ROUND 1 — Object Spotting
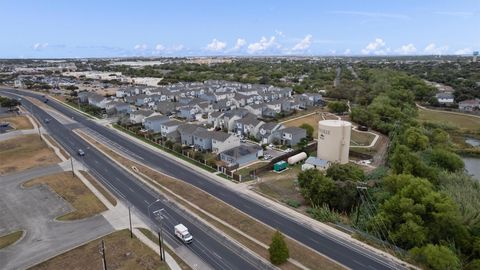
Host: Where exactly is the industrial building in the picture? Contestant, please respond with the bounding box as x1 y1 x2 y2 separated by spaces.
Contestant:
317 120 351 164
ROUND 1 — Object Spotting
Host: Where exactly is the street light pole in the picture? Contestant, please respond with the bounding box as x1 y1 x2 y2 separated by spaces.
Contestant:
128 206 133 239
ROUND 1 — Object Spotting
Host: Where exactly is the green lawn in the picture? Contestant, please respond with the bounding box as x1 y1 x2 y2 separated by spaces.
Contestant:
0 230 23 249
418 108 480 131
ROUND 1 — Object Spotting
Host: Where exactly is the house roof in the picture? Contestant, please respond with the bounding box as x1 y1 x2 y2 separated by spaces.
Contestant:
145 115 169 122
211 131 232 142
305 157 329 167
162 120 182 127
178 124 203 135
193 128 212 139
279 126 306 135
221 144 261 158
131 110 154 117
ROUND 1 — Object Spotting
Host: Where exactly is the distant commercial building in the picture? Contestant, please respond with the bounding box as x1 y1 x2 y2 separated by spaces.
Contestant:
317 120 351 164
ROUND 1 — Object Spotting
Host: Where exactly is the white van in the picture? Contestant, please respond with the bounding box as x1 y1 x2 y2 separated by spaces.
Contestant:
174 224 193 244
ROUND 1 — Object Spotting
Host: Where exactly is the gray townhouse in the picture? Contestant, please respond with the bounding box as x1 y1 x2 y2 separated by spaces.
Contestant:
105 101 131 115
193 128 213 151
178 124 205 146
219 144 263 167
211 131 240 153
143 115 170 133
154 101 177 115
256 122 284 144
159 119 182 137
129 109 157 124
234 114 264 138
273 127 307 146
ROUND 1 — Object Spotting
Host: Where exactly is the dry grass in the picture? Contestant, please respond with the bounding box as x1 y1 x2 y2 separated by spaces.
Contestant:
284 113 323 137
79 171 117 206
79 130 343 270
0 134 60 175
255 167 304 204
350 130 375 146
0 115 33 130
138 228 192 270
418 107 480 131
0 230 23 249
43 134 70 159
23 171 107 220
30 229 169 270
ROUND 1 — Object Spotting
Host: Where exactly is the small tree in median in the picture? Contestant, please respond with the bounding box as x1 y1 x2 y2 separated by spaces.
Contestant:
269 230 289 265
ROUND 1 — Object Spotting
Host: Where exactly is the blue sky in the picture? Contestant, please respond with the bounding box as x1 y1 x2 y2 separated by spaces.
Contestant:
0 0 479 58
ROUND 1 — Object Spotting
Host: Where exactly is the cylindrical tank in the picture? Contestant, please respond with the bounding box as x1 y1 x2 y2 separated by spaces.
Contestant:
317 120 351 164
287 152 307 165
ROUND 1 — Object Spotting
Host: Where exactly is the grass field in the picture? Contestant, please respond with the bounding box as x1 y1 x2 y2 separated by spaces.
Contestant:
30 229 169 270
283 113 323 137
23 171 107 220
0 134 60 175
255 166 304 204
351 130 376 146
0 115 33 130
78 130 343 270
0 230 23 249
418 107 480 131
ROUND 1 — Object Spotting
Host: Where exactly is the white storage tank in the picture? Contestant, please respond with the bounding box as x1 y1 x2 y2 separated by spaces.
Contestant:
287 152 307 165
317 120 351 164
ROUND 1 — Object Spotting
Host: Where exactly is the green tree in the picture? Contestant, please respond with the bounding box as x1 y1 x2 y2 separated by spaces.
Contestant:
427 148 464 172
411 244 461 270
403 127 429 151
327 101 349 114
326 163 365 182
299 123 314 139
269 230 289 265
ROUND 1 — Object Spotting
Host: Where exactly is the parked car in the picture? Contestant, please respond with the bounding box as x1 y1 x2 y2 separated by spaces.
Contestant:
285 148 294 153
77 149 85 156
358 125 369 131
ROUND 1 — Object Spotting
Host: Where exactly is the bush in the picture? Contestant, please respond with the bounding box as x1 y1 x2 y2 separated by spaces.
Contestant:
410 244 461 270
269 230 289 265
307 204 341 223
285 199 300 208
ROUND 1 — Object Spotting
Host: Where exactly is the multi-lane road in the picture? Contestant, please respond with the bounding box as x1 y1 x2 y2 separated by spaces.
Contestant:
1 88 404 269
1 90 268 270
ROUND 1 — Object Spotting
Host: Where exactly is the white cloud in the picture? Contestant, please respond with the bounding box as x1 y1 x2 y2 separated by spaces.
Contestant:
247 36 276 54
206 39 227 52
155 44 165 51
361 38 390 55
275 30 285 37
344 49 351 55
434 11 474 18
171 44 184 51
291 34 313 51
232 38 247 50
134 44 148 50
454 48 472 55
33 43 49 50
395 43 417 55
424 43 448 55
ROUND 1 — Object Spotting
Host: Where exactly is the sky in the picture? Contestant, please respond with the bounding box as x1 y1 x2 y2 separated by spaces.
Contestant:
0 0 479 58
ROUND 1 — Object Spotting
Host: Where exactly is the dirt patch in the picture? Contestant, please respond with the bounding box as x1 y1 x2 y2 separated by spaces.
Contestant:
284 113 323 137
0 134 60 175
0 115 33 130
79 171 117 206
23 171 107 220
0 230 23 249
30 229 169 270
78 130 343 270
350 130 375 146
254 167 305 204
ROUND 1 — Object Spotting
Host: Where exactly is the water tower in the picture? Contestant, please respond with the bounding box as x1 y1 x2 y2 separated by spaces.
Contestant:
317 120 351 164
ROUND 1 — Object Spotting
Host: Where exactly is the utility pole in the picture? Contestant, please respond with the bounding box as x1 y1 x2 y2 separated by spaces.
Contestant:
70 158 75 177
101 240 107 270
128 206 133 239
157 232 163 261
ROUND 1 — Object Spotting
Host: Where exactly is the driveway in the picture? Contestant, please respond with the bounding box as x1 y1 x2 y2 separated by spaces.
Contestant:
0 165 114 270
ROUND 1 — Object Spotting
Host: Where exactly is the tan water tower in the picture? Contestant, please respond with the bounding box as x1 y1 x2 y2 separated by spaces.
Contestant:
317 120 351 164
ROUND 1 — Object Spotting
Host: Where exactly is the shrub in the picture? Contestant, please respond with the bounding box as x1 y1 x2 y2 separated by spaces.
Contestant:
269 230 289 265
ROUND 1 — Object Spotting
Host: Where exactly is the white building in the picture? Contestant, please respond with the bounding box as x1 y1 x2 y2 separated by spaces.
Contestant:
317 120 351 164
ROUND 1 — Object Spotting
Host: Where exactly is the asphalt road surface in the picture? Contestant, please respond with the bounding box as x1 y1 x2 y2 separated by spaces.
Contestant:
1 88 405 269
0 90 266 270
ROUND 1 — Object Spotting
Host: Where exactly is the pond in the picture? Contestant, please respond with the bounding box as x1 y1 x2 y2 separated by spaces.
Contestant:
463 157 480 181
465 137 480 147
